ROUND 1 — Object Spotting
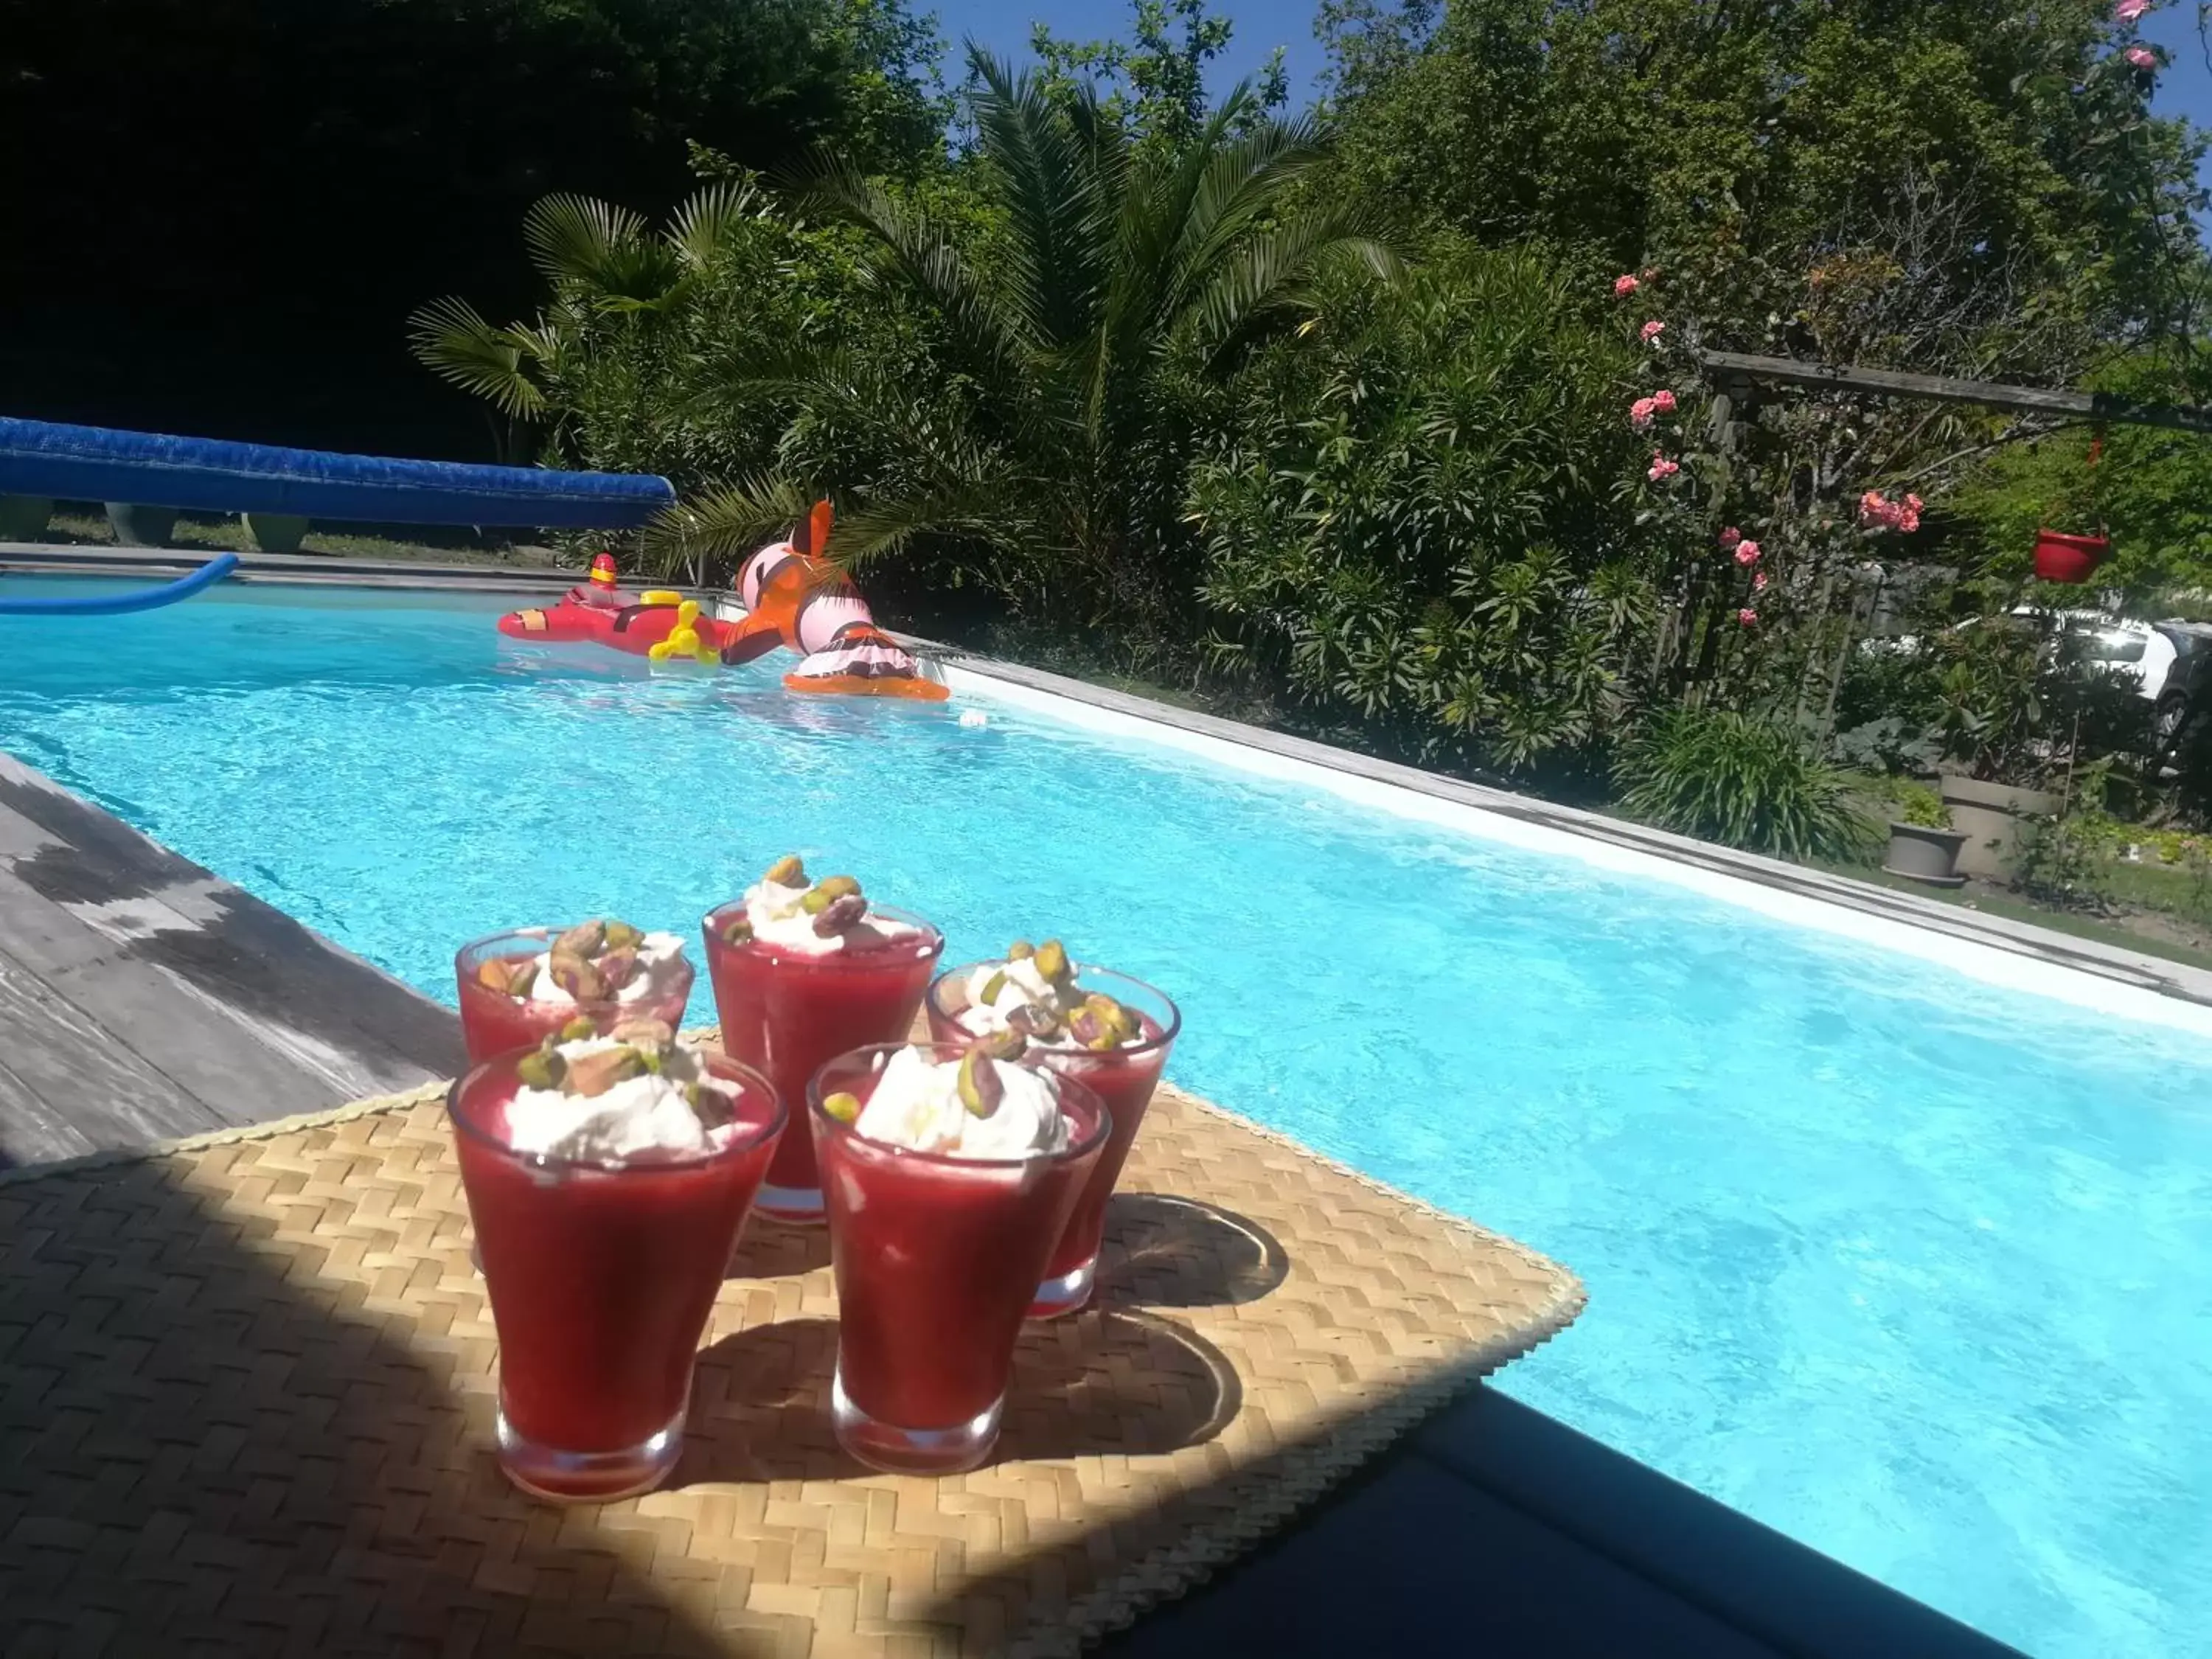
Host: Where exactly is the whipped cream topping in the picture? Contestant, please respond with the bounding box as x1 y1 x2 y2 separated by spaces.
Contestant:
849 1046 1070 1160
956 958 1147 1051
526 930 688 1006
505 1036 740 1163
739 878 916 956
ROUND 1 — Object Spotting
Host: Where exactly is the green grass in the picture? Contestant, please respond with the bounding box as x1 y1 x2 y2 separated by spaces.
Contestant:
1818 857 2212 974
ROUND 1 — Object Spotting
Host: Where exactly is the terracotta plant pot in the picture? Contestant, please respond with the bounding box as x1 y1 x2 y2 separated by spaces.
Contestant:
2033 528 2107 585
1882 822 1969 888
105 502 179 548
1937 774 2060 879
0 495 53 540
246 512 310 554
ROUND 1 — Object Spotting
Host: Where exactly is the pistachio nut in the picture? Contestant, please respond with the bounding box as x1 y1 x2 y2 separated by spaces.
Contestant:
1085 992 1138 1042
821 1090 863 1124
810 892 869 936
1067 1008 1110 1049
610 1016 675 1048
476 956 518 993
971 1026 1027 1062
565 1046 645 1098
720 915 755 947
687 1079 735 1128
549 953 605 1003
505 959 539 997
596 946 639 990
558 1014 599 1043
1033 939 1071 985
978 970 1007 1005
554 919 607 958
765 853 807 888
1006 940 1035 961
800 874 863 916
515 1048 566 1090
956 1048 1004 1118
602 919 644 952
1007 1004 1062 1039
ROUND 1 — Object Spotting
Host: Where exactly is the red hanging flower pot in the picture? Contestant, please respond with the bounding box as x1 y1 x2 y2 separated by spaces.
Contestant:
2032 528 2108 585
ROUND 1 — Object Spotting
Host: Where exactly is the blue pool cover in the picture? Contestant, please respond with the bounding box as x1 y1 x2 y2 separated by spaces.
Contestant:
0 416 675 529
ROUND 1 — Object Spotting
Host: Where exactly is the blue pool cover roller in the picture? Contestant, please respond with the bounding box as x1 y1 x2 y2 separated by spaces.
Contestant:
0 552 240 614
0 417 676 529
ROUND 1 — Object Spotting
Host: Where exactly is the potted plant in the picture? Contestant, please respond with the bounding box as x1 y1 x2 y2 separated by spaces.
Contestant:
245 512 310 554
1882 785 1968 888
0 495 52 540
105 501 180 547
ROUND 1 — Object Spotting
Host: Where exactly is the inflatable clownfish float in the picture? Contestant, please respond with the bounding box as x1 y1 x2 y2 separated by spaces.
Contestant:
496 501 948 701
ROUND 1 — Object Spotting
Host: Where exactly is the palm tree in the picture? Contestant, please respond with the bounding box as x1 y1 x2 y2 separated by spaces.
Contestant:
651 48 1399 623
408 182 768 464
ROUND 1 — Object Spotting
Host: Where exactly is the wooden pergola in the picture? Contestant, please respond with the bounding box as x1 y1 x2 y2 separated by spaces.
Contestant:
1694 347 2212 434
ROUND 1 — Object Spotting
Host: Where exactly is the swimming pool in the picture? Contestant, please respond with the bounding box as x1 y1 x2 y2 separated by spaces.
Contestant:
4 580 2209 1657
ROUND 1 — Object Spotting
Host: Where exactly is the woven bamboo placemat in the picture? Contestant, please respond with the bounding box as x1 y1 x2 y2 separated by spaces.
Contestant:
0 1077 1582 1658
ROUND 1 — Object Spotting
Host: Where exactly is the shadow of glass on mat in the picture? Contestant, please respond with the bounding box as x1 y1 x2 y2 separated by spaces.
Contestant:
725 1209 832 1279
675 1310 1239 1486
0 1154 769 1658
1094 1192 1290 1310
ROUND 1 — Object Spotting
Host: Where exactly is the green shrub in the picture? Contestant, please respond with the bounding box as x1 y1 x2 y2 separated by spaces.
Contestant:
1896 783 1952 830
1187 240 1644 777
1614 707 1877 861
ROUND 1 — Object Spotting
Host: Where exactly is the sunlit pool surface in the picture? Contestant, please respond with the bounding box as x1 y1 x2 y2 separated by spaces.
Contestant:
4 578 2211 1656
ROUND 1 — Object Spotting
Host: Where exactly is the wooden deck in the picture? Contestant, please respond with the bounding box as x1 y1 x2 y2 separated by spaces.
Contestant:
0 752 460 1165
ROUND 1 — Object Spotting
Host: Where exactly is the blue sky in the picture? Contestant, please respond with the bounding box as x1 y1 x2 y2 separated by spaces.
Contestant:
936 0 2212 192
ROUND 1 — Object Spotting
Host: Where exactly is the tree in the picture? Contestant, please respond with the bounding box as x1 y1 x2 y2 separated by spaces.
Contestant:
1187 242 1646 777
0 0 946 456
653 44 1399 649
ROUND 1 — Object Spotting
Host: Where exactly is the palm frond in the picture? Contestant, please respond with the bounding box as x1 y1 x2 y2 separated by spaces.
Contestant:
1185 212 1405 371
785 150 1033 390
524 195 647 285
642 473 817 568
666 179 765 271
405 296 548 420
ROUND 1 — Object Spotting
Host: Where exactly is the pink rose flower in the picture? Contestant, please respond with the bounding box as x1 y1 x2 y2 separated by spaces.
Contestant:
2116 0 2152 24
1718 526 1742 549
1653 389 1678 414
2126 44 2157 68
1753 571 1769 592
1737 608 1759 627
1615 274 1641 296
1641 319 1667 344
1630 397 1658 431
1648 454 1681 482
1734 540 1761 566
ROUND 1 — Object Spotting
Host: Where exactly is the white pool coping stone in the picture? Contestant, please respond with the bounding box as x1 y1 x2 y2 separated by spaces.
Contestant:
935 652 2212 1039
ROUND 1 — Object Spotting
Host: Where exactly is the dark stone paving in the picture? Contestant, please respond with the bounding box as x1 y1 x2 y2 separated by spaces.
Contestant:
0 753 459 1163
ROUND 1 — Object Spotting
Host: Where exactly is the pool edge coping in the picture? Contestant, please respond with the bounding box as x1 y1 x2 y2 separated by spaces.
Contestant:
925 647 2212 1029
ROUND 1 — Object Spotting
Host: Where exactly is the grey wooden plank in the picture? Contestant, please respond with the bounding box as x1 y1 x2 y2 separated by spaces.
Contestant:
0 946 209 1163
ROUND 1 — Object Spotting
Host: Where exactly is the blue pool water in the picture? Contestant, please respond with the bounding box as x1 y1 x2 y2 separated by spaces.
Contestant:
4 580 2211 1655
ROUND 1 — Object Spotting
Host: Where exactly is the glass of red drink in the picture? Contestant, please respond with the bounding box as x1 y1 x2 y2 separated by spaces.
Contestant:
454 925 695 1065
928 961 1180 1318
810 1042 1107 1474
448 1044 782 1502
701 900 943 1225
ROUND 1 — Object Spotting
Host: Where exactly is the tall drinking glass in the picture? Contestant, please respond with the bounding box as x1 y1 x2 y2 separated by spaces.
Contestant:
928 964 1179 1318
810 1043 1107 1474
448 1046 782 1501
701 904 942 1223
